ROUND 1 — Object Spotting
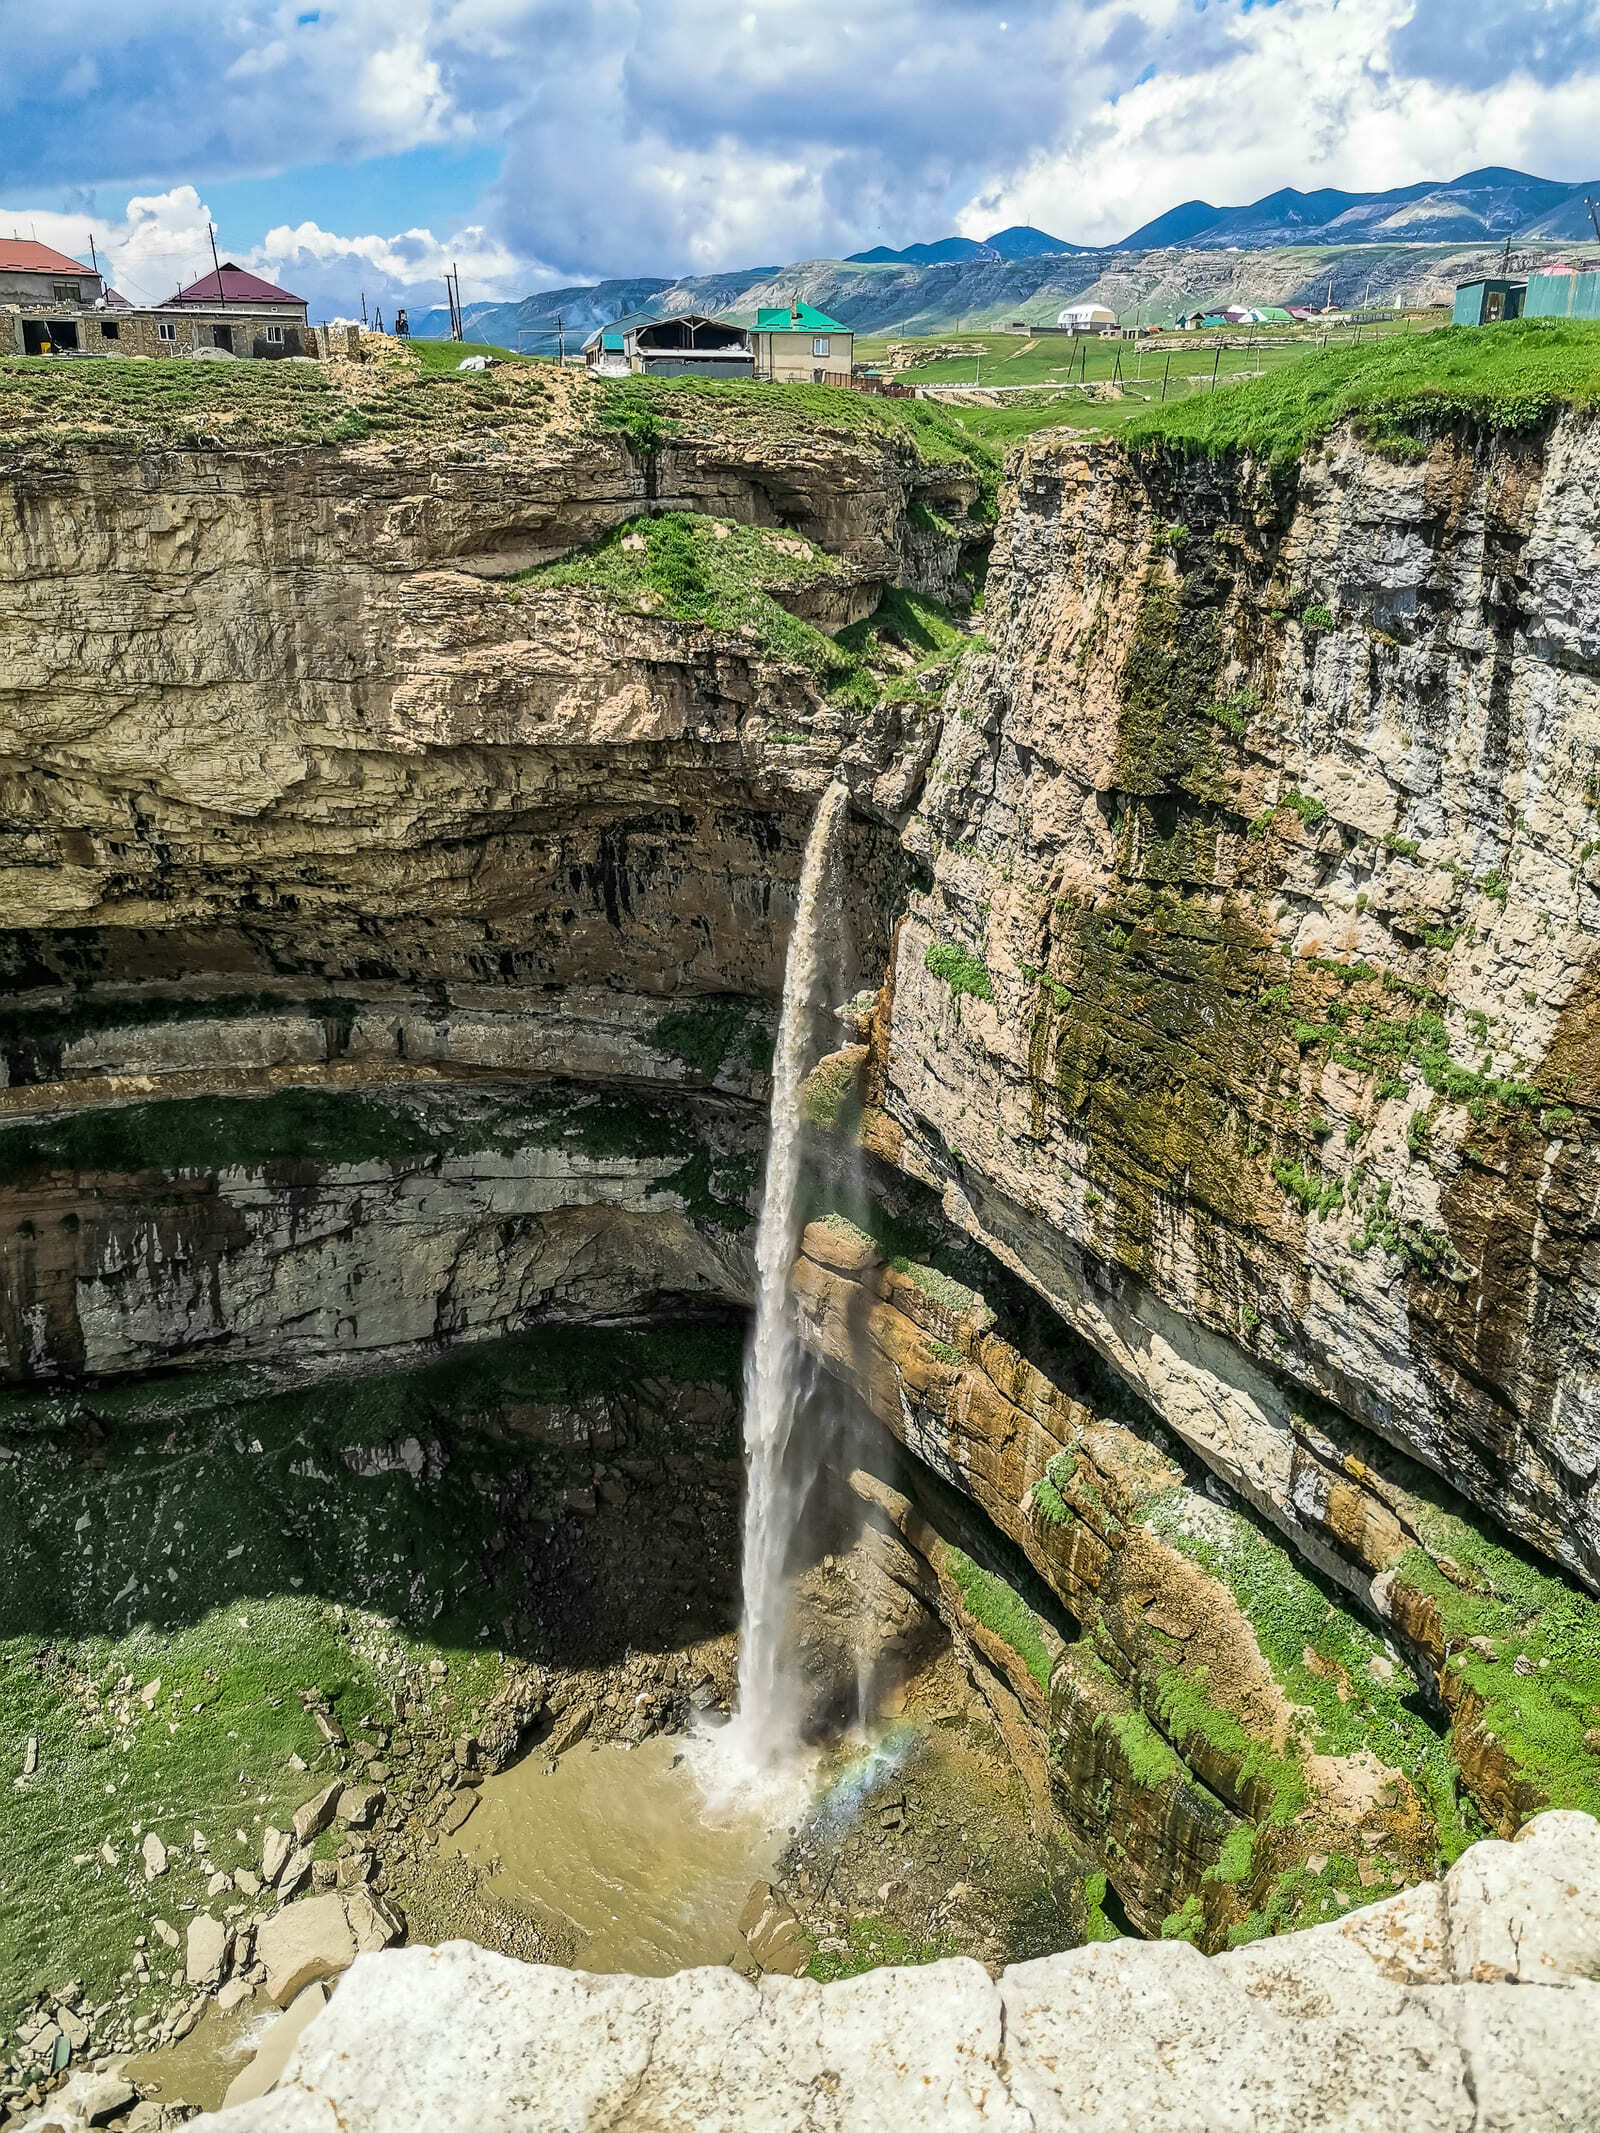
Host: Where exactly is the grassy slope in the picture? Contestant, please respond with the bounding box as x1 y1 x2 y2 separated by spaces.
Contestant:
0 1323 742 2031
1125 316 1600 460
519 511 982 717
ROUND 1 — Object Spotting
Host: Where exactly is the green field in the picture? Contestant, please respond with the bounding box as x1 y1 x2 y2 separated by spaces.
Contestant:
406 336 548 372
1127 315 1600 460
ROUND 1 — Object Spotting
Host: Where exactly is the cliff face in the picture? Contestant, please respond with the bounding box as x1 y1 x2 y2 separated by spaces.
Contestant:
792 408 1600 1937
0 408 973 1382
873 414 1600 1591
3 384 1599 1979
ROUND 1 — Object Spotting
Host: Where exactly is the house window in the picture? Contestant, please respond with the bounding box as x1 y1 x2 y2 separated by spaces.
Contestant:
100 320 119 339
157 321 177 343
812 336 830 357
52 281 82 303
265 324 284 344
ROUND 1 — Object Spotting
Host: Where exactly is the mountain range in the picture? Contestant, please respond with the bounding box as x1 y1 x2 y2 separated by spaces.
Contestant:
411 167 1600 345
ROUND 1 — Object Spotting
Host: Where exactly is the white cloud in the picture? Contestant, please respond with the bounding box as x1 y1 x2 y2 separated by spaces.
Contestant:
3 0 1598 305
256 216 537 313
0 181 543 322
956 0 1600 246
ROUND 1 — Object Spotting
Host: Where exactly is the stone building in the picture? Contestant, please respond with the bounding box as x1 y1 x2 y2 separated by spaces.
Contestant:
3 250 318 360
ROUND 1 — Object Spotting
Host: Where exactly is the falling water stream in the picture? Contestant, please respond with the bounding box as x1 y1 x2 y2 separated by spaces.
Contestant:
727 775 850 1770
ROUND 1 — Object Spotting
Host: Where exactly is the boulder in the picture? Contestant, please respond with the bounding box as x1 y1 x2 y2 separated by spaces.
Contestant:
187 1913 233 1989
737 1883 812 1976
437 1792 476 1837
291 1785 344 1847
260 1829 292 1886
336 1785 384 1830
141 1833 168 1881
255 1895 358 2008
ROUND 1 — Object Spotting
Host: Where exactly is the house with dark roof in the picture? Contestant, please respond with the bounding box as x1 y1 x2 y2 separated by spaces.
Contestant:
581 310 753 378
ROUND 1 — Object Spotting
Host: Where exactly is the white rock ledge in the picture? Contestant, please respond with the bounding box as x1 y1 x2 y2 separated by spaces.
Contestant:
201 1813 1600 2133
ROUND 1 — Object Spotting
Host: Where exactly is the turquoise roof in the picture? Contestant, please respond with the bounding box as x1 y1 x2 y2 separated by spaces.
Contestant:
754 302 848 333
601 331 624 351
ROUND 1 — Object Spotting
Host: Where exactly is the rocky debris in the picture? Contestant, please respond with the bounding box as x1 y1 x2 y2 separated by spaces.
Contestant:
259 1832 291 1888
436 1793 476 1838
542 1704 594 1760
141 1836 168 1882
196 1814 1600 2133
335 1786 383 1831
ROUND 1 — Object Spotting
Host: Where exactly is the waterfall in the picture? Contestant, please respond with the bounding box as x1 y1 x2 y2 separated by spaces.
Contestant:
728 775 849 1770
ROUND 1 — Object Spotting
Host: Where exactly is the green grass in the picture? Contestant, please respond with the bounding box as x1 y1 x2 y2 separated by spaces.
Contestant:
1125 318 1600 463
944 1548 1053 1693
1099 1706 1181 1789
406 338 544 374
521 514 982 714
804 1914 959 1983
585 374 1001 512
1142 1489 1482 1858
1398 1498 1600 1821
924 941 994 1003
0 1320 744 2032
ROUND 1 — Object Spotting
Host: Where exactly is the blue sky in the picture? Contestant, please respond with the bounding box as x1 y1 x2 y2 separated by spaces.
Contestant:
2 0 1597 319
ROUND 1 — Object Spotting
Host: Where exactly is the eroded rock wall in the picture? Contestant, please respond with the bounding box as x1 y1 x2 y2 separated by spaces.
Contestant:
875 415 1600 1593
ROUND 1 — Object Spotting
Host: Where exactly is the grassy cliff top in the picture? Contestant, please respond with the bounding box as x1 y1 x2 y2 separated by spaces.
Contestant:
1123 317 1600 462
0 343 998 499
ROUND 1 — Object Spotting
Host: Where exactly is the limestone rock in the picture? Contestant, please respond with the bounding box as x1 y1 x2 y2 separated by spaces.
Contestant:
187 1914 233 1989
260 1830 291 1886
196 1818 1600 2133
738 1883 813 1976
335 1785 384 1830
255 1896 359 2008
141 1833 168 1881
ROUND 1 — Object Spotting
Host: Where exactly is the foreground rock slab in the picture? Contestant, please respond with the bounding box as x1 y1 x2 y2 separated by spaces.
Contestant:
199 1814 1600 2132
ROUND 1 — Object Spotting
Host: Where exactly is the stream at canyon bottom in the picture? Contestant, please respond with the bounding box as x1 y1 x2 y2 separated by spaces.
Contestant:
448 1733 807 1976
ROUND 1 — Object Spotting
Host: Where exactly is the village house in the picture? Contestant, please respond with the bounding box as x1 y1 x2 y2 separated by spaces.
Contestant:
582 311 754 377
747 302 853 383
0 238 127 354
3 245 318 360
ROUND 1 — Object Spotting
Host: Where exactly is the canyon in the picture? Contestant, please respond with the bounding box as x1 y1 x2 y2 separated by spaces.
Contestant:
1 346 1598 2127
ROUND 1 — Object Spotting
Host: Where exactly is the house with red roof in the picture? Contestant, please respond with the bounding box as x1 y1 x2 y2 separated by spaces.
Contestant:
4 244 319 362
168 262 309 317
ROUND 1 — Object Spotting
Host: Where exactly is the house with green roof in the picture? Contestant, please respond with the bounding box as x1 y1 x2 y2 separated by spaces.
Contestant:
734 300 853 383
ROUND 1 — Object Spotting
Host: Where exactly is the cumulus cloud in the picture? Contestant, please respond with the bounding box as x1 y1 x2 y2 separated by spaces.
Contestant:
2 0 1598 305
256 216 538 315
0 184 530 321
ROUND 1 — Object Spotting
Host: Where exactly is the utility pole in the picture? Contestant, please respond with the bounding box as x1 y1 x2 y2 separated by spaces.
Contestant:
87 233 99 285
1160 351 1171 402
556 311 565 365
208 223 227 312
1211 341 1223 390
361 291 369 326
1586 197 1600 245
452 262 462 340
